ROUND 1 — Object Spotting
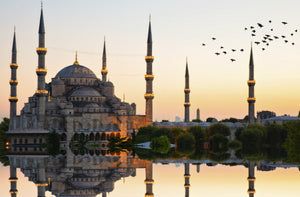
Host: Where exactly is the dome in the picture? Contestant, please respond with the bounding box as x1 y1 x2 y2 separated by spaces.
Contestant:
71 87 101 97
56 64 97 79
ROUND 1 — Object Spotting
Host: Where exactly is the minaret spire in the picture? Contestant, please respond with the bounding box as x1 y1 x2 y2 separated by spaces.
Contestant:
101 38 108 81
184 58 190 122
247 44 256 124
9 28 19 130
36 5 48 128
144 17 154 123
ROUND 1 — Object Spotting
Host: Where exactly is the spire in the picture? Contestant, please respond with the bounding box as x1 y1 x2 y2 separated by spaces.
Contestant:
12 28 17 63
147 15 152 44
184 58 191 122
74 51 79 65
247 43 256 124
185 58 189 78
101 38 108 81
38 4 45 34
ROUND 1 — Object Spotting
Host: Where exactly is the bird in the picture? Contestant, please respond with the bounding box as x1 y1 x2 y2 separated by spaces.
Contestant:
220 46 224 49
254 41 260 45
274 36 279 39
223 51 227 54
295 29 298 32
284 40 288 43
262 40 267 43
202 43 206 46
282 35 286 38
269 20 272 23
292 42 295 45
215 52 220 55
230 59 236 62
252 30 256 33
212 37 216 40
231 49 236 52
291 33 294 36
257 23 263 28
270 28 273 31
251 34 256 36
266 43 269 46
268 38 273 41
282 22 288 25
244 27 248 30
265 34 271 37
250 26 254 29
262 48 265 51
240 49 244 52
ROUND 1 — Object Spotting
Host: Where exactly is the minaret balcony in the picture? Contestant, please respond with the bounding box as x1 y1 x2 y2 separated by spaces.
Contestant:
36 47 47 54
184 174 191 178
9 80 18 85
145 74 154 80
184 88 190 93
36 68 47 75
184 183 191 188
10 63 18 69
9 177 18 181
144 93 154 99
184 102 191 107
247 97 256 102
145 194 154 197
35 182 48 187
36 89 48 95
101 68 108 74
9 189 18 194
9 96 18 102
247 189 256 194
144 179 154 184
247 177 256 181
145 56 154 61
247 80 256 85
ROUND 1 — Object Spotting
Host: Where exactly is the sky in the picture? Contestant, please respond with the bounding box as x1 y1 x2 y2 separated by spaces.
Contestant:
1 163 300 197
0 0 299 121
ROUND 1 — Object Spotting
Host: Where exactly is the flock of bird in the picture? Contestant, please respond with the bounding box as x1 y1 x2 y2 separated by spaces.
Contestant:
201 20 299 62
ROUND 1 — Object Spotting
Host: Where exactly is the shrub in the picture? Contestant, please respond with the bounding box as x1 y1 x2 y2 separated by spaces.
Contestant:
151 136 170 154
176 133 195 154
207 123 231 137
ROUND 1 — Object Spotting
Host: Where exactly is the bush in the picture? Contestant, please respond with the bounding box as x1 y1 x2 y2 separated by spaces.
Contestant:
207 123 231 137
0 118 9 166
176 133 195 154
228 140 242 150
151 136 170 154
283 121 300 162
209 134 229 153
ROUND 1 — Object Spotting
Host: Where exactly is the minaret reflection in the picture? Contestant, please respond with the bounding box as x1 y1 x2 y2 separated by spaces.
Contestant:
247 161 256 197
9 165 18 197
184 163 191 197
145 162 154 197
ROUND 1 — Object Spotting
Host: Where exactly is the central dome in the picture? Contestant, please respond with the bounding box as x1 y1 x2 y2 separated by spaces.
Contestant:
55 64 97 79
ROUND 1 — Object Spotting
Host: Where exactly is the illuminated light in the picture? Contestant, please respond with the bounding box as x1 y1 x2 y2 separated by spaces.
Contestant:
247 80 256 85
9 96 18 102
184 174 191 178
36 47 47 52
144 179 154 184
35 89 48 95
6 142 10 145
247 177 256 181
247 97 256 102
10 63 18 69
36 68 47 74
9 80 18 85
144 93 154 99
184 88 190 93
35 182 48 187
145 56 154 61
145 74 154 79
101 69 108 74
247 189 256 194
184 184 191 188
184 102 191 106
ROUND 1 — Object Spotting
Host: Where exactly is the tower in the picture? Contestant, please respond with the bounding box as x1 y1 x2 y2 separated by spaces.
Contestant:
9 165 18 197
247 161 256 197
145 162 154 197
9 29 18 130
184 163 190 197
101 38 108 82
247 45 256 124
36 6 48 128
196 108 200 120
144 17 154 123
184 59 190 122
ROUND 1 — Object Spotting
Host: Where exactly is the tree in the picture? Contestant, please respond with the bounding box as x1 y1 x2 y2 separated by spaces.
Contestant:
221 118 239 123
151 136 171 154
0 118 9 166
209 134 229 153
283 121 300 162
176 133 195 154
207 123 231 137
188 126 205 150
206 117 218 123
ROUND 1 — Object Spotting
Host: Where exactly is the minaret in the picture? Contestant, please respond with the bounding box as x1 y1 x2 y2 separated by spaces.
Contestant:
9 165 18 197
9 29 18 130
247 161 256 197
145 162 154 197
247 45 256 124
36 166 47 197
36 5 48 128
184 59 190 122
101 38 108 82
184 163 190 197
144 17 154 123
196 108 200 120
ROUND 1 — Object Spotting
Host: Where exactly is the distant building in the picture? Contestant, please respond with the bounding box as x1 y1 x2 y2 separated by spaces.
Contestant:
261 115 300 125
257 111 276 120
175 116 182 122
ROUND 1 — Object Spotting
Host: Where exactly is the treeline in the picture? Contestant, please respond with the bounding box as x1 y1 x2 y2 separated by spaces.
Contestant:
135 121 300 163
0 118 9 165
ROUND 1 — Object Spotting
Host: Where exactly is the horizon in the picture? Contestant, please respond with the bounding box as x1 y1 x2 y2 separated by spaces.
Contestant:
0 0 300 121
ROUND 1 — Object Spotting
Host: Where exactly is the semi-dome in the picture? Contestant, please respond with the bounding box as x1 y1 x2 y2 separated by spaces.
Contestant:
56 64 97 79
71 87 101 97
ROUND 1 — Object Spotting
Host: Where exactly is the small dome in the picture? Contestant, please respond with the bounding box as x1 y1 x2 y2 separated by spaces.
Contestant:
56 64 97 79
71 87 101 97
104 81 114 87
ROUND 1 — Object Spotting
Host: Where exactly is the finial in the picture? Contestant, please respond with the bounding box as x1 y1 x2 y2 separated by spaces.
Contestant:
41 0 43 9
74 51 79 65
123 93 125 102
186 56 188 64
149 14 151 22
14 25 16 33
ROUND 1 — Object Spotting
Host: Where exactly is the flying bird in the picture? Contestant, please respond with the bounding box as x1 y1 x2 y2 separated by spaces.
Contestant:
202 43 206 46
231 49 236 52
274 36 279 39
254 42 260 45
230 59 236 62
257 23 263 28
266 43 269 46
262 40 267 43
284 40 288 43
262 48 265 51
291 33 294 36
269 20 272 23
223 51 227 54
220 46 224 49
251 34 256 37
295 29 298 32
268 38 273 41
270 28 273 31
292 42 295 45
282 35 286 38
212 37 216 40
215 52 220 56
252 30 256 33
250 26 255 29
282 22 288 25
244 27 248 30
240 49 244 52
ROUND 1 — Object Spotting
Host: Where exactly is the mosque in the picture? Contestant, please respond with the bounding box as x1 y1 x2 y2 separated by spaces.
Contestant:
7 6 155 147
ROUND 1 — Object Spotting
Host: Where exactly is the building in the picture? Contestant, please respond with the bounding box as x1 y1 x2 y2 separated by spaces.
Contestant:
7 7 153 149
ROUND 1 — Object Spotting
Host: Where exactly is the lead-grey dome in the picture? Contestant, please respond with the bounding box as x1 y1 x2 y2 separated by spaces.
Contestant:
71 87 101 97
56 64 97 79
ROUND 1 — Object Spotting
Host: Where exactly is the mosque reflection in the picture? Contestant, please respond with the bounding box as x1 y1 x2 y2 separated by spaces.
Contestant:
8 143 299 197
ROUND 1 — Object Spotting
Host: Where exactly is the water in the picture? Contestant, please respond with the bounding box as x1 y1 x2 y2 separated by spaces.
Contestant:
1 154 300 197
